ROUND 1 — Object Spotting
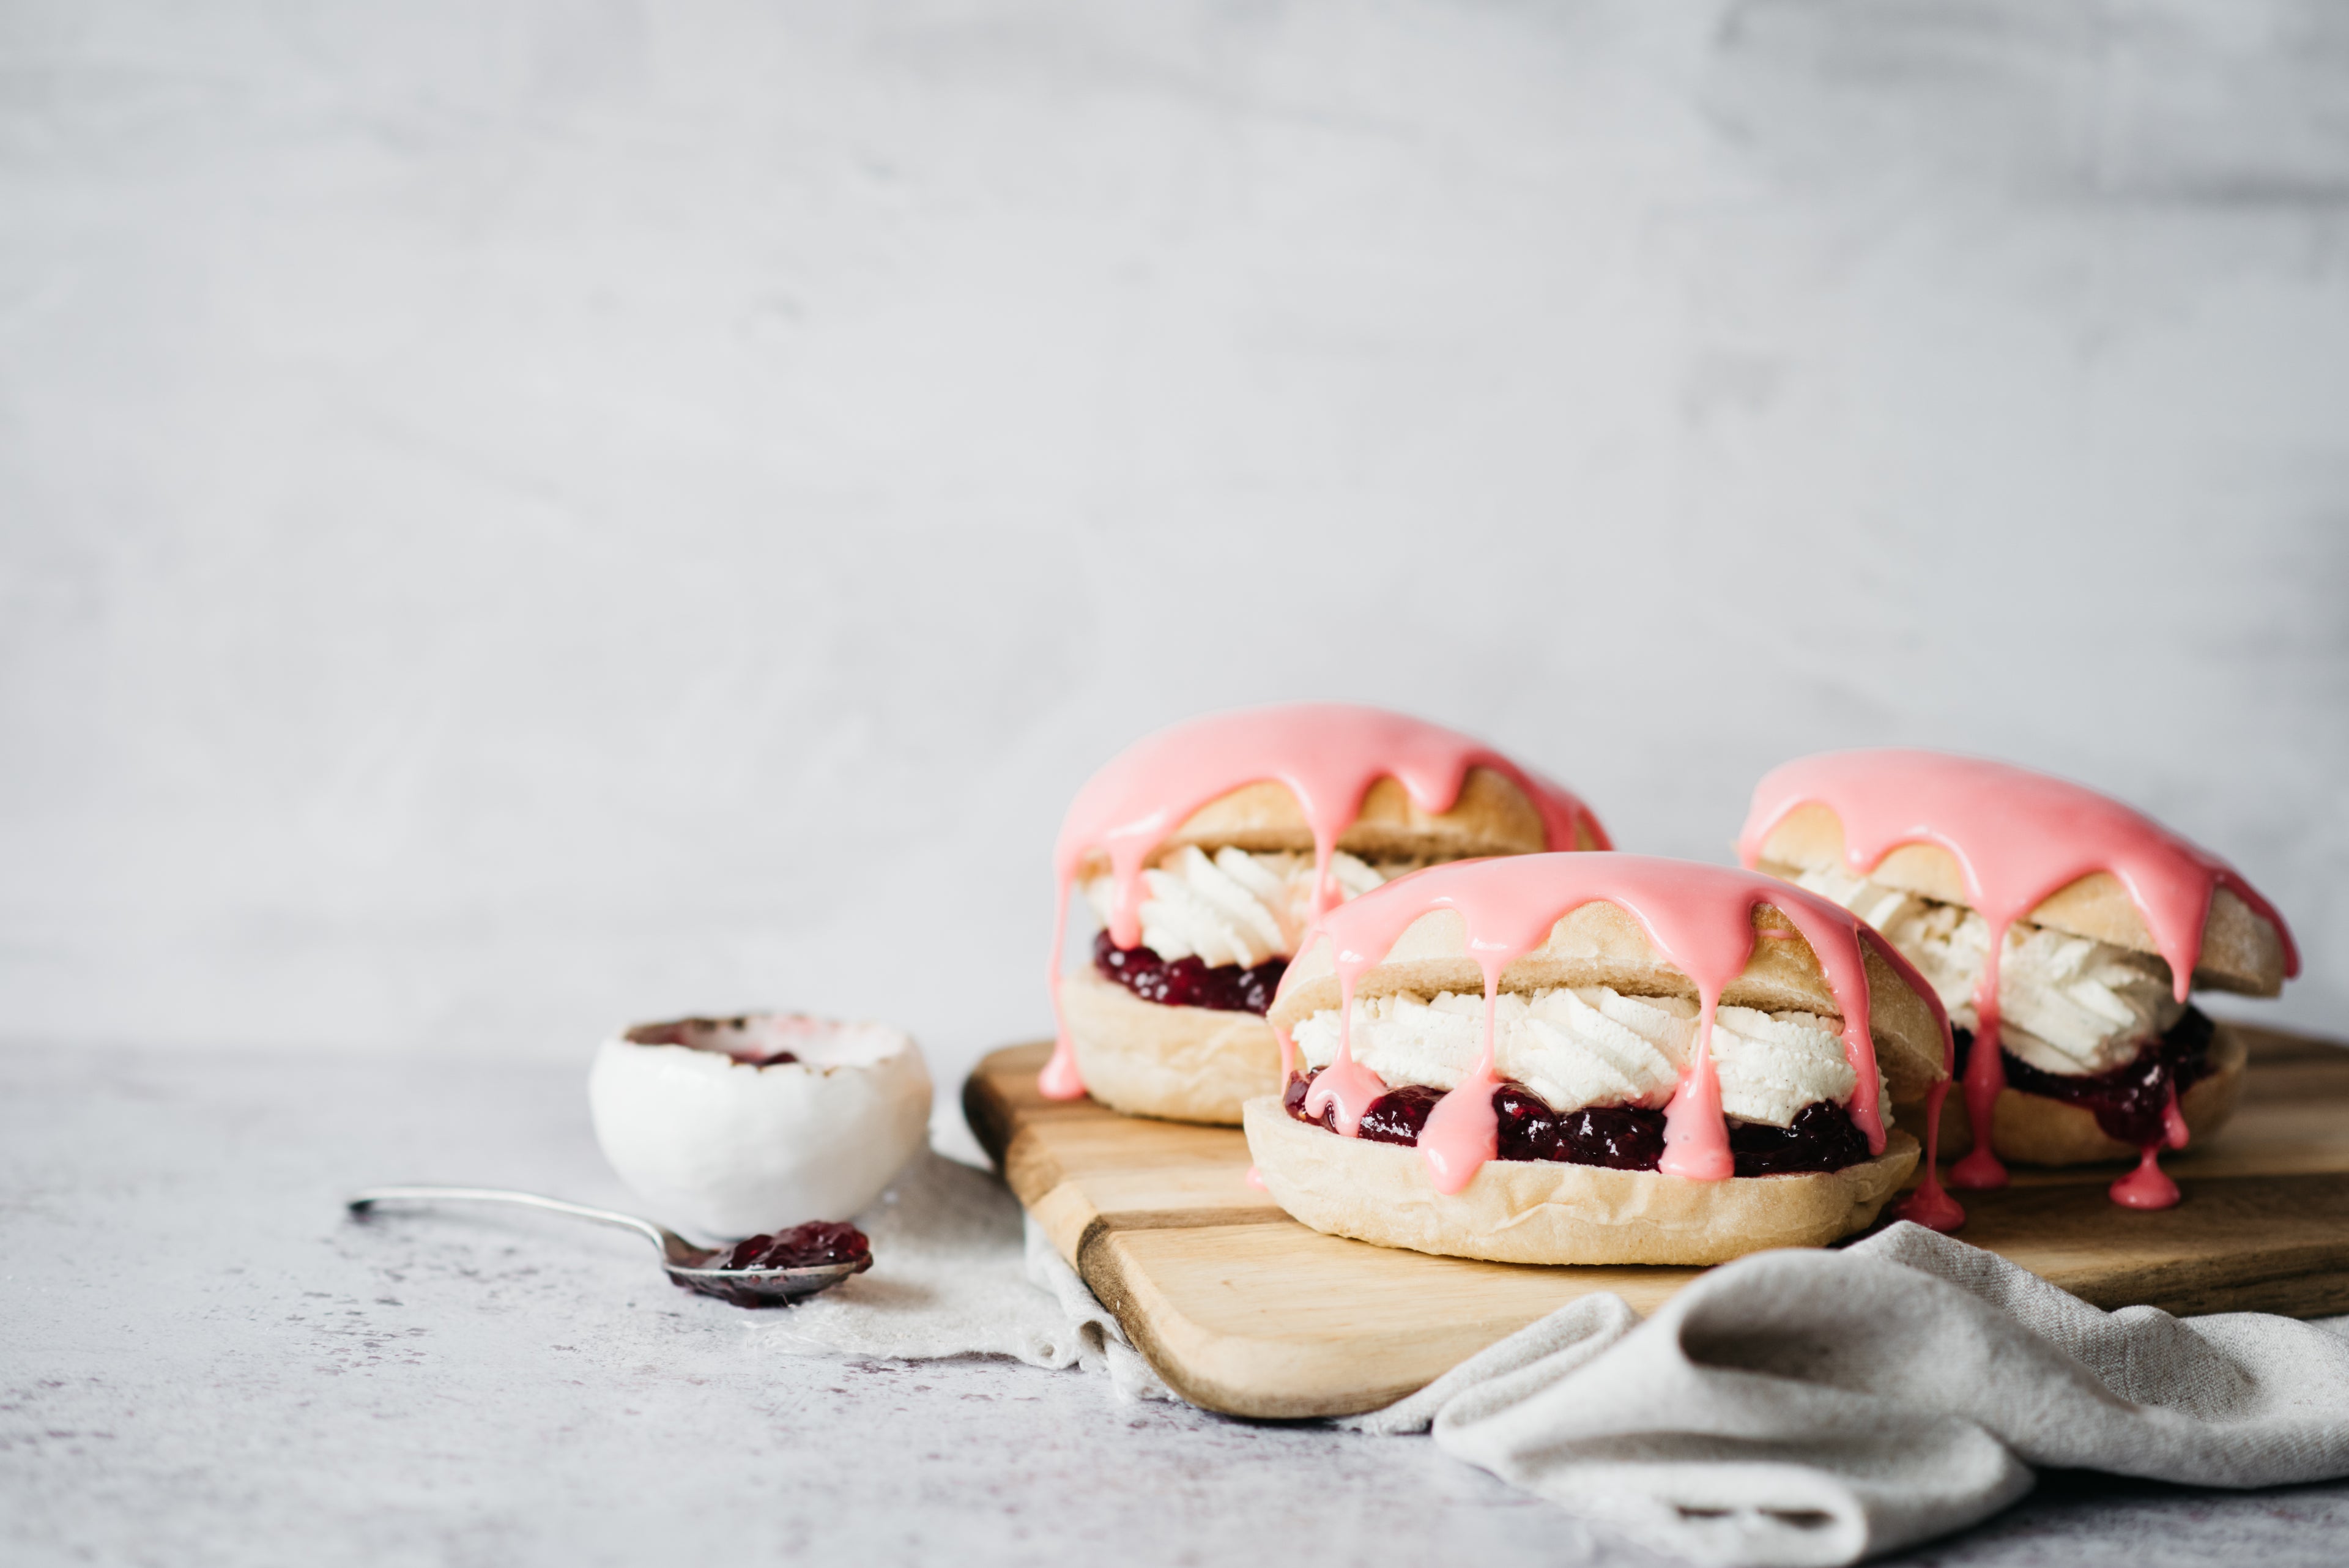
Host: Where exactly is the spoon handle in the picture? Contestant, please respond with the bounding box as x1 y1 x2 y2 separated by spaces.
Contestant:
347 1184 680 1254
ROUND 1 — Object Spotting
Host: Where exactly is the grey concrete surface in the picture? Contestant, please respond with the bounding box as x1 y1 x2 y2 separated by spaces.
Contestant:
3 2 2347 1123
6 10 2347 1553
6 1041 2349 1567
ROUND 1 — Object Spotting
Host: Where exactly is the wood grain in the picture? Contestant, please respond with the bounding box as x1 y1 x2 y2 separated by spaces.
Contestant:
964 1025 2349 1418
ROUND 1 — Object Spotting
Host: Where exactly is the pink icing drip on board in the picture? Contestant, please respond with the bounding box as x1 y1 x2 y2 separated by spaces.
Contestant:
1042 705 1607 1101
1890 1079 1966 1232
2101 1083 2196 1211
1738 748 2297 1210
1283 853 1905 1194
2110 1145 2181 1210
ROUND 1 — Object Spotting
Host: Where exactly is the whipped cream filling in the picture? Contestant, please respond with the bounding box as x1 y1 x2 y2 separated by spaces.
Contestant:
1791 866 2184 1077
1082 847 1392 968
1290 986 1879 1129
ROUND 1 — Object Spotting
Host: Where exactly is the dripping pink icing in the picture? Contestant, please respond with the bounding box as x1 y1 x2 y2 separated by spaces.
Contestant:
1042 705 1607 1101
1891 1079 1966 1232
1302 1045 1389 1137
1738 749 2298 1209
1280 853 1930 1194
2110 1146 2181 1209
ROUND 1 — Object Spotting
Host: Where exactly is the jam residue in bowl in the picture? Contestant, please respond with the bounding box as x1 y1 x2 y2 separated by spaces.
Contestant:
624 1014 806 1066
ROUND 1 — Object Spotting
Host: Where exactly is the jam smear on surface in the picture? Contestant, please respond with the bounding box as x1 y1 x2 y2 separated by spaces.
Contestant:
1283 1072 1861 1175
1094 931 1286 1014
1952 1006 2214 1148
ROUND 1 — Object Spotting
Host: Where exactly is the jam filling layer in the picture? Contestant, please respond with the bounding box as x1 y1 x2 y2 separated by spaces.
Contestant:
1953 1005 2216 1148
1282 1071 1871 1176
1094 931 1286 1015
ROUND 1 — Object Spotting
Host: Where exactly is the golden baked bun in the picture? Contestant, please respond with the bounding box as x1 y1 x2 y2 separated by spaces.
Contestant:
1243 1097 1918 1265
1070 766 1600 882
1912 1020 2250 1167
1064 767 1601 1126
1269 897 1950 1105
1056 966 1279 1124
1752 803 2288 997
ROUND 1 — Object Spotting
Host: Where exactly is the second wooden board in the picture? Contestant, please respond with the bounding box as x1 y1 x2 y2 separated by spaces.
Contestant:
965 1027 2349 1419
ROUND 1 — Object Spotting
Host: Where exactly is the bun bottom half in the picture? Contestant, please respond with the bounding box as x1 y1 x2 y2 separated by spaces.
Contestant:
1241 1096 1919 1266
1058 966 1278 1124
1920 1020 2249 1167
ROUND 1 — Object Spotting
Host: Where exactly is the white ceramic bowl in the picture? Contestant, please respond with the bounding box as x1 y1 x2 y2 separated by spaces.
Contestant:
588 1013 932 1239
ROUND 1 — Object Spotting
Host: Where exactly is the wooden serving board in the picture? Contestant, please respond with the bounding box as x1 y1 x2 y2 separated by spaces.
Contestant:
965 1027 2349 1419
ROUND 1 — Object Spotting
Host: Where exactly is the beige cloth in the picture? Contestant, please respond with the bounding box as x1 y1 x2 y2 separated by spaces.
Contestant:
746 1154 2349 1562
1345 1222 2349 1566
748 1149 1172 1402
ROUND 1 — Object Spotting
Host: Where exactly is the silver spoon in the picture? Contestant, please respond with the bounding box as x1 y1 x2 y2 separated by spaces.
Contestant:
346 1184 869 1307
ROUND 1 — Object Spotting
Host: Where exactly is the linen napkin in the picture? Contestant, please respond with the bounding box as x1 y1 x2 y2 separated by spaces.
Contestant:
749 1151 2349 1564
1346 1221 2349 1567
749 1148 1171 1402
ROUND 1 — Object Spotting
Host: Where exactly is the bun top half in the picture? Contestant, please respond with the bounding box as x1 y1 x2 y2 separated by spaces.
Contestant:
1752 802 2288 998
1269 894 1950 1104
1071 766 1600 880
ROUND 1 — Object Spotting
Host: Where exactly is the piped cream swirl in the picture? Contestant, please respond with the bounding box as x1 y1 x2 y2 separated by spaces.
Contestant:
1791 866 2182 1076
1081 847 1388 967
1289 986 1877 1128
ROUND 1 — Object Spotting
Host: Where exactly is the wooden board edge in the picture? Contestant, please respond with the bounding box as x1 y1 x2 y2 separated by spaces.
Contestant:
2238 1023 2349 1065
961 1054 1022 1176
962 1032 2349 1416
962 1046 1068 1209
963 1046 1441 1418
1074 1225 1430 1421
2053 1238 2349 1319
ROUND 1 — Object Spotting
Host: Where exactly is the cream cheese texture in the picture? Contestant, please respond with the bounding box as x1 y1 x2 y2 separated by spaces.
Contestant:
1081 847 1389 967
1288 986 1875 1128
1791 866 2182 1076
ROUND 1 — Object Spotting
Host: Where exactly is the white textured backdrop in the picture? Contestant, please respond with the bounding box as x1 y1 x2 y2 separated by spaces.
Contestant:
4 2 2345 1117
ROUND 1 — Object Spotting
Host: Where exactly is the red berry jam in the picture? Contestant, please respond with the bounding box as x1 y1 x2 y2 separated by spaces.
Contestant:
1282 1070 1335 1131
1727 1100 1871 1175
1283 1071 1863 1175
1094 931 1286 1014
720 1221 873 1274
1359 1084 1444 1144
1954 1005 2214 1148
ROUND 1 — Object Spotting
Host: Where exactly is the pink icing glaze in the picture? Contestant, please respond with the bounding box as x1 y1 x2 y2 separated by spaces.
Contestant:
1301 1045 1389 1137
1738 749 2298 1209
1042 705 1607 1100
2109 1146 2182 1210
1281 853 1934 1194
1890 1080 1966 1232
